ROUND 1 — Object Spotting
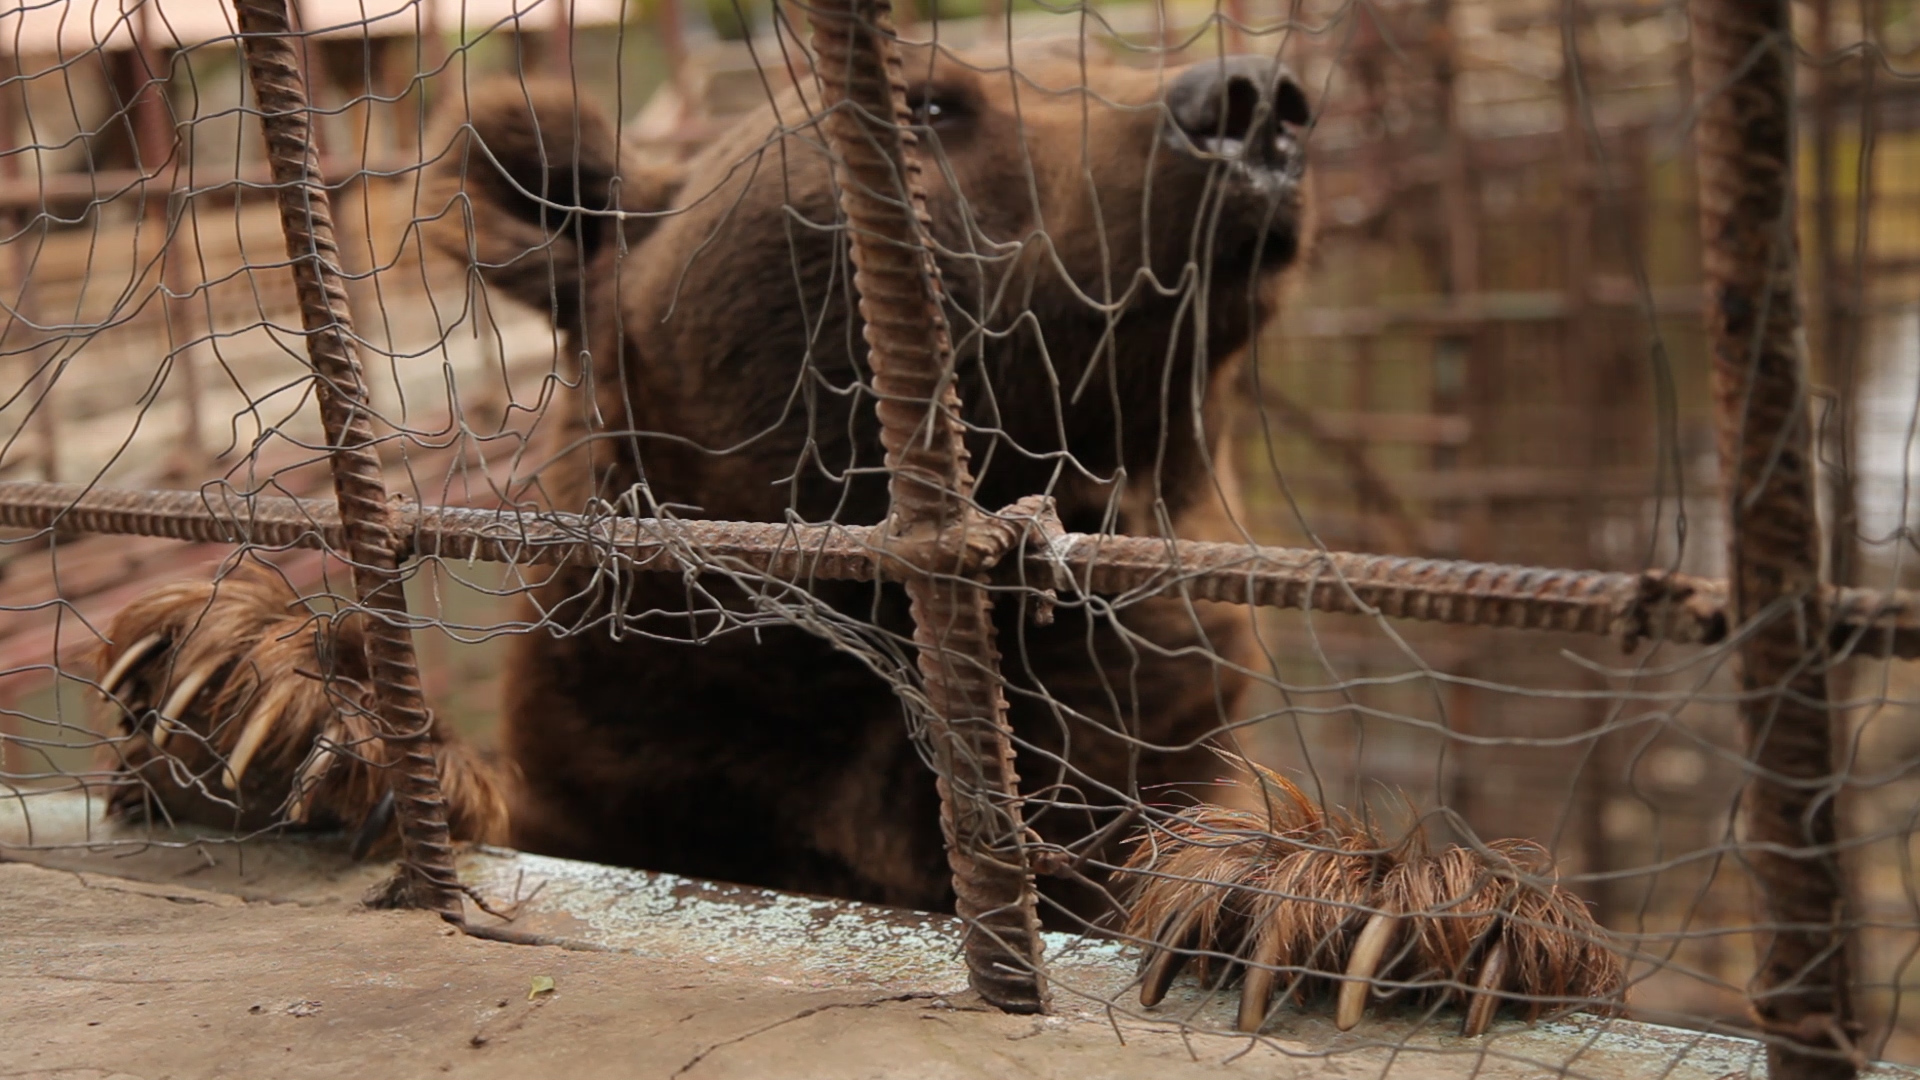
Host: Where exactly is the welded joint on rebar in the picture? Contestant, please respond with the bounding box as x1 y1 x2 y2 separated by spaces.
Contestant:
1614 569 1730 653
384 493 420 561
871 494 1067 621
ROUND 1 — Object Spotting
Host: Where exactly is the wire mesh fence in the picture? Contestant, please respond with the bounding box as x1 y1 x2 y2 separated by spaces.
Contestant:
0 0 1915 1076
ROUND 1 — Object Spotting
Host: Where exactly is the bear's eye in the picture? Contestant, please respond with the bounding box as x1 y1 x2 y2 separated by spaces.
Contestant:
906 90 969 130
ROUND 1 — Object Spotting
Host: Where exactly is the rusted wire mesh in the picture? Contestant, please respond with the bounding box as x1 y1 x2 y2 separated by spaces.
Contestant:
3 1 1919 1077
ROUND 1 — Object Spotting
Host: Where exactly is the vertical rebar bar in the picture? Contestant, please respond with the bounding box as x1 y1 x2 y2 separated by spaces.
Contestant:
0 60 56 486
657 0 695 120
981 0 1007 41
1431 0 1476 299
0 54 29 787
1690 3 1858 1076
549 0 575 79
1811 0 1862 591
807 0 1047 1012
132 6 206 474
231 0 463 919
1223 0 1247 52
1559 0 1620 928
1430 0 1482 832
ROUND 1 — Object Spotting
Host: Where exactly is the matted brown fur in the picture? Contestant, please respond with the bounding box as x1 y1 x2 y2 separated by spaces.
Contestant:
1119 759 1627 1032
95 42 1321 918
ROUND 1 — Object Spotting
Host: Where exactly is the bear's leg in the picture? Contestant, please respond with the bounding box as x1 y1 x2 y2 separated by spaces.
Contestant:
492 572 959 909
92 567 511 847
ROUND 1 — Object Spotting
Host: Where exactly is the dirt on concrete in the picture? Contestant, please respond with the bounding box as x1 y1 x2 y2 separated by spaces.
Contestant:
2 860 1314 1080
7 816 1912 1080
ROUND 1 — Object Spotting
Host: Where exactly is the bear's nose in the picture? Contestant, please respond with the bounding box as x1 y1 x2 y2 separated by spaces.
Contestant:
1165 55 1309 157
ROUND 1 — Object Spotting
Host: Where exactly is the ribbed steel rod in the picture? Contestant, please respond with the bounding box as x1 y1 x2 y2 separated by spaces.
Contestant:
7 481 1917 660
809 0 1046 1012
1693 2 1857 1075
231 0 461 919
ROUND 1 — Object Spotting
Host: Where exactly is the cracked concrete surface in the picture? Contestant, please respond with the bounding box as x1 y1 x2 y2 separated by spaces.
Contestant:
7 861 987 1079
6 793 1918 1079
2 860 1327 1080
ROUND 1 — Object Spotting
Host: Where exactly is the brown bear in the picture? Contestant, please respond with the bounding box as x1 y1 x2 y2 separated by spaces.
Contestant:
94 39 1315 921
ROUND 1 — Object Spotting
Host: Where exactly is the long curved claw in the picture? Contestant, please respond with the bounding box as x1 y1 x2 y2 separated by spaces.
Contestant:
286 719 344 825
1236 919 1288 1032
152 662 221 750
1461 939 1509 1037
1336 912 1400 1032
1139 904 1208 1008
222 676 298 792
99 633 166 701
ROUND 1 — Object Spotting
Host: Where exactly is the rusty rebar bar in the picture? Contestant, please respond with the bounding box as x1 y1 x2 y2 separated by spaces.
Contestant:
1691 3 1858 1076
231 0 462 920
808 0 1046 1011
134 0 206 474
8 481 1920 659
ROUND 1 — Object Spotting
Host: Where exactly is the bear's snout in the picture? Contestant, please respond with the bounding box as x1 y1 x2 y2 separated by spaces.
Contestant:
1163 55 1310 184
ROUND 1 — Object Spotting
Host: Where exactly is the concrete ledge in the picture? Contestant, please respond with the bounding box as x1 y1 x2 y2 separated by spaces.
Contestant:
5 790 1914 1079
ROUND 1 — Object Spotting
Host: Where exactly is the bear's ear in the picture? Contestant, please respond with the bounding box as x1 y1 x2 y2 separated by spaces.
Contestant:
423 78 676 328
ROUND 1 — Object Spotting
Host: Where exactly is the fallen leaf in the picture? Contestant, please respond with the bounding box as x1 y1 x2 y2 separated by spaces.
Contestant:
528 975 555 1001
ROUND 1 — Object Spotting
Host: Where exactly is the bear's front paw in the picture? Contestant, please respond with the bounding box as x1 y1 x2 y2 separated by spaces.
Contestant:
93 567 402 843
1120 761 1626 1036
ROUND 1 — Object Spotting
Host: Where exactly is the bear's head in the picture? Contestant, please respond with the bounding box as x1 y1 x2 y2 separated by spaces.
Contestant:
427 40 1313 531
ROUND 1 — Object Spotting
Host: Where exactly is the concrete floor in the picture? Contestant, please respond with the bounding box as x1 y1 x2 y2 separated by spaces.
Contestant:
4 792 1913 1079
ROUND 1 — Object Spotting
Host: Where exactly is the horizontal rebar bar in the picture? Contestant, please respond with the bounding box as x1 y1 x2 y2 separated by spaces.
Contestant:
3 480 1916 660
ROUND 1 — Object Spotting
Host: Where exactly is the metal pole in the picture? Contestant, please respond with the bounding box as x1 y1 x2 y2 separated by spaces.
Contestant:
133 4 207 473
807 0 1046 1011
230 0 464 919
7 480 1920 659
1689 2 1859 1075
0 59 55 484
550 0 574 77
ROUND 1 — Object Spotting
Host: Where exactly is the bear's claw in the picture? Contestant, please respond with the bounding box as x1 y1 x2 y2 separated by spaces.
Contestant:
89 568 511 849
1120 758 1626 1036
92 568 387 837
97 631 165 700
